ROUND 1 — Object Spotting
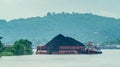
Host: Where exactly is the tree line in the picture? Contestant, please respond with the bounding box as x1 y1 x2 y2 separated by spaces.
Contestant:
0 38 33 56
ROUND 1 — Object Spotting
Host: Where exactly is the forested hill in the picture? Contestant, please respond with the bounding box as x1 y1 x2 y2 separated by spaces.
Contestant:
0 12 120 45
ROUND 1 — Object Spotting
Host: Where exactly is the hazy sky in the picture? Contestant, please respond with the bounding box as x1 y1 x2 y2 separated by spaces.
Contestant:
0 0 120 20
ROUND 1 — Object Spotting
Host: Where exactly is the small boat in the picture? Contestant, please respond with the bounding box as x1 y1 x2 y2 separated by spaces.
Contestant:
85 42 102 54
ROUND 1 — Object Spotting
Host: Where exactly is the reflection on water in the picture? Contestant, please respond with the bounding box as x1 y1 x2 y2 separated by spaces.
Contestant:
0 49 120 67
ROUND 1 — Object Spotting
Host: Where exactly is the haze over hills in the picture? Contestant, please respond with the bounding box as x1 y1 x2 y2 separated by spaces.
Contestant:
0 12 120 46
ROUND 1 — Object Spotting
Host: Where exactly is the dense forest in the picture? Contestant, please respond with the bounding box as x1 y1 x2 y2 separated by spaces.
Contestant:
0 12 120 46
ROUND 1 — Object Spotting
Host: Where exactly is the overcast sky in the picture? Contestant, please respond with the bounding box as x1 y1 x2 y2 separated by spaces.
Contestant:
0 0 120 20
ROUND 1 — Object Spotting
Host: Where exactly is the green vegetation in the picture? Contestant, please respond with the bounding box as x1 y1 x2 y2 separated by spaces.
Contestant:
0 40 2 57
1 51 13 56
1 12 120 44
0 40 3 57
13 39 33 55
0 39 33 56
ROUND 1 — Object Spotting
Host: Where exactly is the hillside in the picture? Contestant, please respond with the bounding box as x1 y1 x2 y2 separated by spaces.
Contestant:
0 12 120 45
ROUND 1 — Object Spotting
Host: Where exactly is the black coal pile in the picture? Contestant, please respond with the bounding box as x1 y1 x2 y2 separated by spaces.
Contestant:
45 34 85 53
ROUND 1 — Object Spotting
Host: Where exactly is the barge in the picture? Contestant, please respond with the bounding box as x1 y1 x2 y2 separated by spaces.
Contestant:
36 34 102 54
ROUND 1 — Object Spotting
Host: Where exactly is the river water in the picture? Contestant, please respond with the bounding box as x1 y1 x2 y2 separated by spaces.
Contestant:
0 49 120 67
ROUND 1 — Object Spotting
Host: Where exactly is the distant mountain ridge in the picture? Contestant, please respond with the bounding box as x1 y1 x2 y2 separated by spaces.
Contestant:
0 12 120 45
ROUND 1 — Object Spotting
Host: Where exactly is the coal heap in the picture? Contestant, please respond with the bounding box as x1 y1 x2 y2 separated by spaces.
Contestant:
45 34 85 52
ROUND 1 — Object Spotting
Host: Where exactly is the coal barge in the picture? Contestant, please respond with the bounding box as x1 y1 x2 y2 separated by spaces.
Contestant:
36 34 102 54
